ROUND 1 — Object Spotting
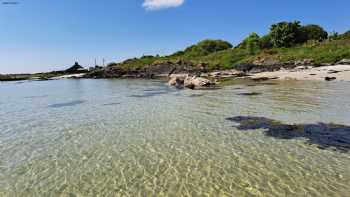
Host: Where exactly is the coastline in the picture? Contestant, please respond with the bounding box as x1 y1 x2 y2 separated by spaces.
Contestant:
2 64 350 85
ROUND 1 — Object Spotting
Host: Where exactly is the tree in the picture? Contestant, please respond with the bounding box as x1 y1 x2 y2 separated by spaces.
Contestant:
171 50 185 57
300 24 328 42
340 31 350 39
243 33 261 54
259 34 273 49
329 31 340 40
270 21 302 47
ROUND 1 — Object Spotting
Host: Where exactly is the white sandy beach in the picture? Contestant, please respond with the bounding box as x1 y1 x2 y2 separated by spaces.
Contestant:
49 73 86 80
251 65 350 81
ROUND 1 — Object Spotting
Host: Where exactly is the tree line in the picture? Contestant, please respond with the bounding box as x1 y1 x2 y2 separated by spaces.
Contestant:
239 21 349 54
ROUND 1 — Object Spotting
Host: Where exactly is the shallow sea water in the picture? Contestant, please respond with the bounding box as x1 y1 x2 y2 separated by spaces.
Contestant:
0 79 349 196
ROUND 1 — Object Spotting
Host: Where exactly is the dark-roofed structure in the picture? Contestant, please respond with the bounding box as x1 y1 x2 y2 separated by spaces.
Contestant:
65 62 88 73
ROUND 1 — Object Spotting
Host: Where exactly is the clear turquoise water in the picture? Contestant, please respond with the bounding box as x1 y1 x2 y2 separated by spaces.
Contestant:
0 79 349 196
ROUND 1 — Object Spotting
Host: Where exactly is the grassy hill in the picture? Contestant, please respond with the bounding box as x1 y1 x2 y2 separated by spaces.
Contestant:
110 22 350 72
3 21 349 81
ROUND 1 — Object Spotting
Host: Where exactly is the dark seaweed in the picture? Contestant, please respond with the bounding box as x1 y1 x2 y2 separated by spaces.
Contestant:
227 116 350 152
237 92 262 96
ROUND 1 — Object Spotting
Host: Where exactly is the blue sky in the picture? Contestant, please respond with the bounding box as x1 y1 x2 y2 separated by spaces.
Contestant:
0 0 349 73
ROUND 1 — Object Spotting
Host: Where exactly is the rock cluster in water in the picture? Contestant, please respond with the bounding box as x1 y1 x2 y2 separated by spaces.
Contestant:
168 75 215 89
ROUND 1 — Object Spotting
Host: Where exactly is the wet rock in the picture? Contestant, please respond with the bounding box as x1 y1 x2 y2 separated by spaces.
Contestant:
168 76 185 88
184 76 213 89
325 77 336 81
168 76 215 90
251 77 279 82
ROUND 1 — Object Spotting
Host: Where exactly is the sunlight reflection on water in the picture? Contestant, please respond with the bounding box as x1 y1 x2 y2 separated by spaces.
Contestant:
0 79 349 196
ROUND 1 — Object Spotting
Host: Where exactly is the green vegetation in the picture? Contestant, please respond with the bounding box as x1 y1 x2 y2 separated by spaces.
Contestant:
0 74 31 81
330 30 350 40
270 21 303 47
239 32 261 55
180 39 233 57
0 72 66 81
3 21 348 80
300 25 328 42
258 39 350 64
104 22 350 72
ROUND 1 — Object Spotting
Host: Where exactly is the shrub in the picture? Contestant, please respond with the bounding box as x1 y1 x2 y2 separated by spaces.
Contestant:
242 32 261 54
171 50 185 57
270 21 302 47
259 34 273 49
340 31 350 39
107 62 118 67
184 39 233 57
140 55 155 59
300 24 328 42
329 32 340 40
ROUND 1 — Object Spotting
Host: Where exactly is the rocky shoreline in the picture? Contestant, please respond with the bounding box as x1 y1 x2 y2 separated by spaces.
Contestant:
83 58 350 89
2 59 350 90
85 58 350 77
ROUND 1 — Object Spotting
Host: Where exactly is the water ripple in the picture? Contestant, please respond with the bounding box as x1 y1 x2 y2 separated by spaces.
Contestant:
48 100 86 108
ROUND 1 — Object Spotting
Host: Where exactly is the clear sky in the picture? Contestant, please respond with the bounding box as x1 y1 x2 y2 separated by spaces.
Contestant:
1 0 349 74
